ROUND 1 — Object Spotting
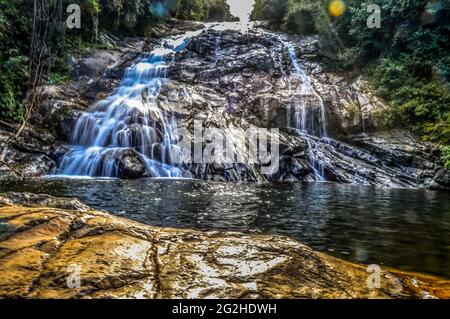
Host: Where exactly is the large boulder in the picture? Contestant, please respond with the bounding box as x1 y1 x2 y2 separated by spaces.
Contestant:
72 50 121 80
117 149 147 179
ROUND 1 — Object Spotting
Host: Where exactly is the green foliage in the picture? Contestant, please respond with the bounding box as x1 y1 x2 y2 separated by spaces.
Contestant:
252 0 327 34
252 0 290 22
172 0 234 22
443 146 450 169
203 0 236 22
342 1 450 145
284 1 317 34
372 57 450 143
47 72 70 85
89 0 101 14
0 54 29 120
0 0 30 121
173 0 204 20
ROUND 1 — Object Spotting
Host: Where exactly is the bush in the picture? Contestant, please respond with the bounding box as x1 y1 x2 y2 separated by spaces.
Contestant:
252 0 326 34
283 2 317 34
371 57 450 144
443 146 450 169
0 0 30 121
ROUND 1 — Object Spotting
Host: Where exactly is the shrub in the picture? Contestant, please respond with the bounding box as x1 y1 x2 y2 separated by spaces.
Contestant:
0 0 30 121
443 146 450 169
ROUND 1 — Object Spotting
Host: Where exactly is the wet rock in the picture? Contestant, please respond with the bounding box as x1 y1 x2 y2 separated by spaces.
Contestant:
0 123 57 179
117 149 147 179
0 193 448 299
0 192 90 212
72 50 122 79
434 168 450 187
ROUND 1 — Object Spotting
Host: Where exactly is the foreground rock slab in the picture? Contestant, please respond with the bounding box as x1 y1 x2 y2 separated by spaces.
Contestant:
0 193 448 299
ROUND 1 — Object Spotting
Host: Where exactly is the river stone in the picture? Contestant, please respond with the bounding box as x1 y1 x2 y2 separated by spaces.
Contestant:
117 149 147 179
0 193 448 299
0 192 90 212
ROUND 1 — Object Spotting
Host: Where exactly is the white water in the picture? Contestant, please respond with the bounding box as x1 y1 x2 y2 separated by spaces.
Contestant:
282 40 327 137
275 37 328 180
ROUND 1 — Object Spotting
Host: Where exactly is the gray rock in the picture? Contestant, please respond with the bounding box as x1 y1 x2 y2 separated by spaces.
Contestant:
118 149 147 179
72 50 121 79
0 192 90 211
434 168 450 187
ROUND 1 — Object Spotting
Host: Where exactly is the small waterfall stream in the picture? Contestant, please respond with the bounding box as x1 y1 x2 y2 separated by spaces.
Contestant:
282 40 327 137
277 38 328 181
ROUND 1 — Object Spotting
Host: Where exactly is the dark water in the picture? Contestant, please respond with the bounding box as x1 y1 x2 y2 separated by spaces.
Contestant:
1 178 449 278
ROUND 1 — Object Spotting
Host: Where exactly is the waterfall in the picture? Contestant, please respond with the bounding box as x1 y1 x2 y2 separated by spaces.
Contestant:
282 40 327 137
57 22 249 178
276 38 328 181
214 32 222 65
57 30 203 178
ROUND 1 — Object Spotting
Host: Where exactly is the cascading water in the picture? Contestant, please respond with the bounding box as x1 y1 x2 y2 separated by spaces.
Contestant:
57 30 204 178
214 32 222 65
282 40 327 137
57 22 251 179
278 38 328 180
56 22 328 181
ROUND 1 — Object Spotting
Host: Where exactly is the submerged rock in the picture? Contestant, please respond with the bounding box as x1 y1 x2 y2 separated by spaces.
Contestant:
0 193 448 299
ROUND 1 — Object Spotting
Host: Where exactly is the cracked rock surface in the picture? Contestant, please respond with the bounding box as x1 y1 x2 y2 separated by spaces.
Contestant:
0 192 448 299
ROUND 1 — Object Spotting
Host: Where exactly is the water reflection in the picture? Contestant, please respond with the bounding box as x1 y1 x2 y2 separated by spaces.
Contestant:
0 178 449 278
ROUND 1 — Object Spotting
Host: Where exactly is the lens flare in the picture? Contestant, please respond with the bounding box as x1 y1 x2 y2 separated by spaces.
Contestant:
328 0 347 17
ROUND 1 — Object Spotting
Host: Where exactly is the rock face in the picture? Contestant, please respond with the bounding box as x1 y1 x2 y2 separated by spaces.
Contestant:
0 121 57 179
153 25 447 188
0 193 449 299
